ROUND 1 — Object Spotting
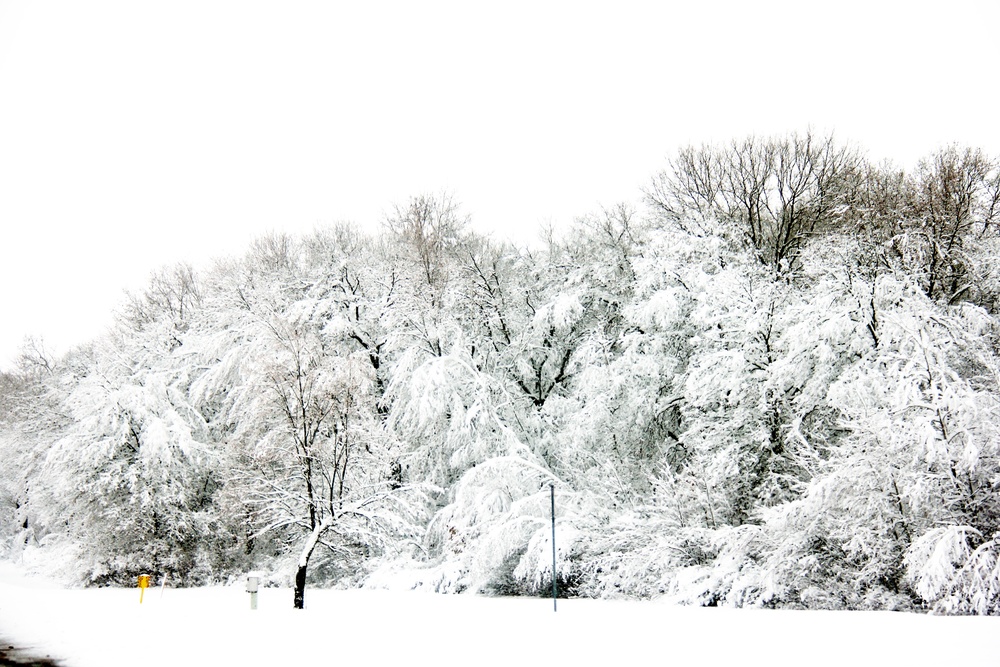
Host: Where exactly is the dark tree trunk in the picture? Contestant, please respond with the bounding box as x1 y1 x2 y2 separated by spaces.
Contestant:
294 563 307 609
293 517 329 609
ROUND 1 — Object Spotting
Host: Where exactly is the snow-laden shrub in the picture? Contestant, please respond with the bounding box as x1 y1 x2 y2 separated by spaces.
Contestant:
363 556 470 594
507 524 583 597
905 526 1000 614
557 504 725 601
386 455 567 595
662 525 773 607
18 531 83 586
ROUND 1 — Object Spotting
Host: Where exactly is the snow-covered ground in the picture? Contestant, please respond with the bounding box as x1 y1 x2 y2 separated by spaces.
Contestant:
0 563 992 667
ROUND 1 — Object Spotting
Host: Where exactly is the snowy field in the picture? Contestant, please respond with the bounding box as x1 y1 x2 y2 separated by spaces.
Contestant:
0 564 993 667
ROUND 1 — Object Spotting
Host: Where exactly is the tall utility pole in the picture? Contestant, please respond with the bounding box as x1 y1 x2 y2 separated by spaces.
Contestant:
550 481 557 612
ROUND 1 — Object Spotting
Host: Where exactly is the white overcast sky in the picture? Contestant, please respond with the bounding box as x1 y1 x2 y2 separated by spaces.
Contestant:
1 1 999 371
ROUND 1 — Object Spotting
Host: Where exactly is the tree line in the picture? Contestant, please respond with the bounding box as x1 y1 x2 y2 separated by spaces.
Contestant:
2 133 999 613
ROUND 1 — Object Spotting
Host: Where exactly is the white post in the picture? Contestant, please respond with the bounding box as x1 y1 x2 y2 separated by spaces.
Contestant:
246 574 260 610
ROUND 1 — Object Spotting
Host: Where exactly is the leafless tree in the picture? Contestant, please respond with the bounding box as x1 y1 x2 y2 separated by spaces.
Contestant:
230 303 421 609
384 193 469 292
646 131 863 269
893 145 1000 303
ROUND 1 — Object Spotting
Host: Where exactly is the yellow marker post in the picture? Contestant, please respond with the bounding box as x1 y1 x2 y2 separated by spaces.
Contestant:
138 574 151 604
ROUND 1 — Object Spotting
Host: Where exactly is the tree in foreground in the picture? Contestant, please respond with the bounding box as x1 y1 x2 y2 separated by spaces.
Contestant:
215 269 424 608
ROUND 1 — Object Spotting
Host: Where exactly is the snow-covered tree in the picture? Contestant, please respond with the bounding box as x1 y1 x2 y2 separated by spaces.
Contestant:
41 337 223 584
196 246 426 607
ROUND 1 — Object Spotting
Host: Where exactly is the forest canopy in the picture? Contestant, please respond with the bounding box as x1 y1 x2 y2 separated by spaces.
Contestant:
3 133 1000 614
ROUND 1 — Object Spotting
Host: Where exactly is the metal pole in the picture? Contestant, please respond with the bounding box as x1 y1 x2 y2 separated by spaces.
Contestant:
550 482 557 612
